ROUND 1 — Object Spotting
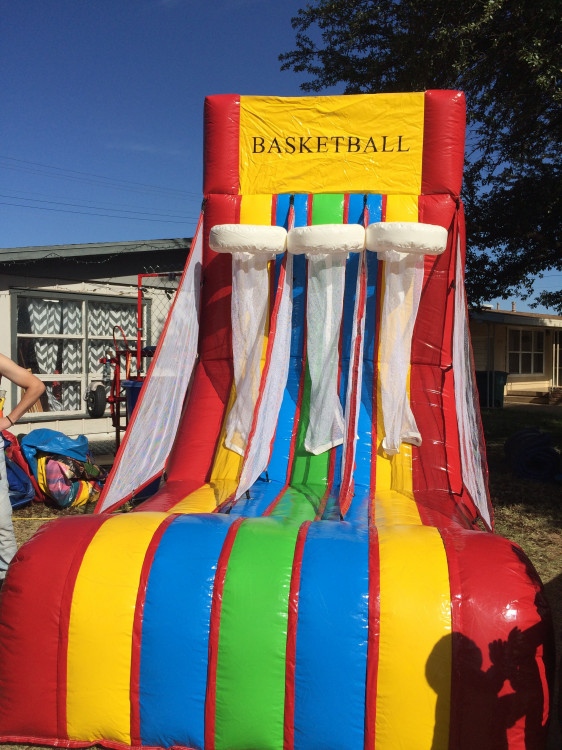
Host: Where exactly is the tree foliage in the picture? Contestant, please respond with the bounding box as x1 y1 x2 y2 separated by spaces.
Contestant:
280 0 561 311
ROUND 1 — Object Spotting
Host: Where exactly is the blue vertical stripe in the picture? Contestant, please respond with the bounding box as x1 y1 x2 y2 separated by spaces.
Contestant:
294 521 369 749
139 514 233 749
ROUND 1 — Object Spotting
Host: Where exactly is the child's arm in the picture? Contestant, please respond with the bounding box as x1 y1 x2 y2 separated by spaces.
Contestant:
0 353 46 430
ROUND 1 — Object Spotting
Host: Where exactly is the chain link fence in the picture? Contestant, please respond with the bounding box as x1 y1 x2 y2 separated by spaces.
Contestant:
136 272 182 377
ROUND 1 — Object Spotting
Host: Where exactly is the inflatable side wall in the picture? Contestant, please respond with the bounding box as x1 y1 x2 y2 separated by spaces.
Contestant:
0 92 553 750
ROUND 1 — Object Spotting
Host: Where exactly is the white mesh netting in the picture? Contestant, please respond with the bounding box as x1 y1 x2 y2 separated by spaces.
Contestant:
378 249 424 455
226 252 273 455
305 253 347 454
452 235 491 527
97 218 203 512
236 253 294 497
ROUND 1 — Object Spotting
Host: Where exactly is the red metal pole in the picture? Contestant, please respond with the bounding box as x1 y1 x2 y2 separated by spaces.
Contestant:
137 274 143 378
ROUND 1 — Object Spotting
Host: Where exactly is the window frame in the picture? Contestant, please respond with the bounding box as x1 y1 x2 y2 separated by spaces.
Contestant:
11 289 148 419
507 327 545 376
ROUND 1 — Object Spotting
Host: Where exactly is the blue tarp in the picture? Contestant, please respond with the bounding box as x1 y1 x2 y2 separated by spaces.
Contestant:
20 429 89 481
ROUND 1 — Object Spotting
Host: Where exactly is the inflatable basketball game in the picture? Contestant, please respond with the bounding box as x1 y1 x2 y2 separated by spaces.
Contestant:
0 91 553 750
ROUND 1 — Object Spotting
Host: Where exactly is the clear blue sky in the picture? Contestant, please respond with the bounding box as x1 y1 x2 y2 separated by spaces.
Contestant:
1 0 314 248
1 0 557 311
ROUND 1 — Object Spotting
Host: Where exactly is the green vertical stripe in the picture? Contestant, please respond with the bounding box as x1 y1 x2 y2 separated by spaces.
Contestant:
214 518 301 750
311 193 345 224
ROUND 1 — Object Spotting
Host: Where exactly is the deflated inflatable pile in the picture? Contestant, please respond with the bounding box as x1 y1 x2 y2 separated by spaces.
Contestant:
0 92 554 750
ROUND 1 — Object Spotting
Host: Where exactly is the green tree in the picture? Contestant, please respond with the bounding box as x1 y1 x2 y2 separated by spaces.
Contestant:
280 0 561 311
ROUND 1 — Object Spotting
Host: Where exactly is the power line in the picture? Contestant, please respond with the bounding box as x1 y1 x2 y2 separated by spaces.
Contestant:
0 154 199 199
0 200 196 223
0 192 197 220
0 186 198 215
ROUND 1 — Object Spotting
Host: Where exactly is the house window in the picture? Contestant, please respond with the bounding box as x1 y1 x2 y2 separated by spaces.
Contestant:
15 293 144 415
508 329 544 375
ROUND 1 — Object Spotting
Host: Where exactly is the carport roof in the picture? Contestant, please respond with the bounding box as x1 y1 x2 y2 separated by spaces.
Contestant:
0 238 190 263
470 307 562 328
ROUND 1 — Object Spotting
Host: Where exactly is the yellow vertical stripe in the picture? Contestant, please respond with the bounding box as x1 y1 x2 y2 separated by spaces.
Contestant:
239 193 273 224
375 525 452 750
66 512 166 743
386 193 419 223
374 194 420 522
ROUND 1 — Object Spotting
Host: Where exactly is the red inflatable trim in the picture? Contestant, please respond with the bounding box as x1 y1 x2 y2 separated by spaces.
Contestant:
164 359 234 487
411 194 463 504
200 193 240 361
422 90 466 197
283 521 311 750
203 95 240 195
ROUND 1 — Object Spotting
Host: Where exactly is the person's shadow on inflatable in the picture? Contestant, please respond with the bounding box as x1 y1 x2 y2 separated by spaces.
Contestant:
426 559 553 749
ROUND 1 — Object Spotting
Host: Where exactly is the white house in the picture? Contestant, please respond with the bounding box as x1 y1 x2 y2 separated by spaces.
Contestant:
469 304 562 405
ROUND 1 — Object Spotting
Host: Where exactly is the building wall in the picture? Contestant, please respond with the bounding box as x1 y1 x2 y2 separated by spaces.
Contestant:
469 319 555 393
1 274 138 439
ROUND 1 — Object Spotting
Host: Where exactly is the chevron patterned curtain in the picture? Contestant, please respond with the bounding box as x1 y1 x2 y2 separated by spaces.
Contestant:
26 299 62 411
60 302 82 410
87 301 137 385
88 302 136 338
17 295 138 415
24 298 83 412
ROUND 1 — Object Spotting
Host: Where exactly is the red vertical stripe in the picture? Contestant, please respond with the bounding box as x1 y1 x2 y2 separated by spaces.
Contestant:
204 517 245 750
364 524 380 750
340 251 367 516
343 193 350 224
411 195 465 507
283 521 311 750
316 440 337 520
369 258 384 504
129 514 177 746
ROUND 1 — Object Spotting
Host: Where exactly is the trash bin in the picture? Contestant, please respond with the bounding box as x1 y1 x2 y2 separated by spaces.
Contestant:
122 379 144 418
475 371 508 408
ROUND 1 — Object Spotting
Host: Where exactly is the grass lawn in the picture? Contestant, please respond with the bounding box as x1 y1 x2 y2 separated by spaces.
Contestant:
482 405 561 586
1 405 560 750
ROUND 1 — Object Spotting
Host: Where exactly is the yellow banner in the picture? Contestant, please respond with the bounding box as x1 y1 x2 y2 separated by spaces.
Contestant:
239 93 424 195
